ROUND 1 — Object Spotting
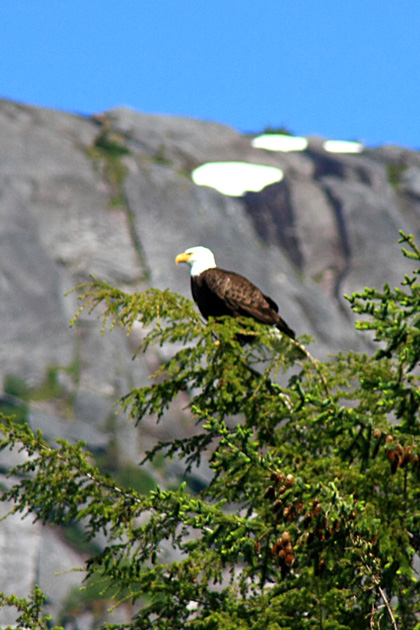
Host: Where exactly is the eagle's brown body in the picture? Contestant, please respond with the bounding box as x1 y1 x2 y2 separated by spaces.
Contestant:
191 268 295 339
176 246 296 340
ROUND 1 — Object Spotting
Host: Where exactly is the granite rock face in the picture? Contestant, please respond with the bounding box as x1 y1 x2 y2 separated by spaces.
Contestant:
1 98 420 626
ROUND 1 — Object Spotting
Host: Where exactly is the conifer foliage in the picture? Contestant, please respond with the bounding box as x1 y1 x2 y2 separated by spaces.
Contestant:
2 232 420 629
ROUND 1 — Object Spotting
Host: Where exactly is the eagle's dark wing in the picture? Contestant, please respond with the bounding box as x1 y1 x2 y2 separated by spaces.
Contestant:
201 268 295 338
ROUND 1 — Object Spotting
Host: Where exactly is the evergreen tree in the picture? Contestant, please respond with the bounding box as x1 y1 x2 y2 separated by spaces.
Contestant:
2 231 420 629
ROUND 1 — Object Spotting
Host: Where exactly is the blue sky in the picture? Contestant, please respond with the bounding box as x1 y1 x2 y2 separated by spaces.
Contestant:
2 1 420 148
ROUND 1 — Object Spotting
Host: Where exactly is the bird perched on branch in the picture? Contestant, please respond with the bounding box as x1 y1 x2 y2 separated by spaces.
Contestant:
175 246 295 339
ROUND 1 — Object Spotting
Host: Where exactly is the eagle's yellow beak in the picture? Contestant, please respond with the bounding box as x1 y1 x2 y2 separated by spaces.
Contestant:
175 252 190 264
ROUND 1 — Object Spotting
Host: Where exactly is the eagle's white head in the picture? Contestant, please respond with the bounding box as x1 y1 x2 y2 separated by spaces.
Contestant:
175 246 217 277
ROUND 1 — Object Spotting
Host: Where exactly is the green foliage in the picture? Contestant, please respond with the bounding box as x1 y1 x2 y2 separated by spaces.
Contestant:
0 586 61 630
387 162 407 191
93 128 131 158
63 520 101 555
4 374 30 401
261 125 294 136
152 144 173 166
2 231 420 628
86 124 130 208
30 366 63 401
61 569 136 626
1 374 29 424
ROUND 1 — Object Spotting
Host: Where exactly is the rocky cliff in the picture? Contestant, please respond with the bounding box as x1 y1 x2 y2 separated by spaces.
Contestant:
1 97 420 627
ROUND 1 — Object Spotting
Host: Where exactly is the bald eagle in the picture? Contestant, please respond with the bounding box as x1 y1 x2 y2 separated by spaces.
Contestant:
175 246 295 339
